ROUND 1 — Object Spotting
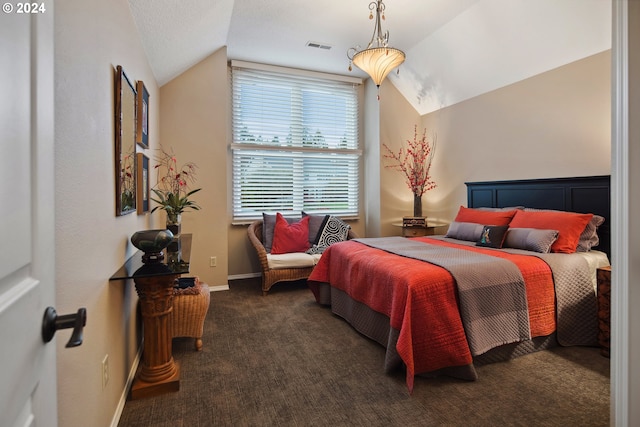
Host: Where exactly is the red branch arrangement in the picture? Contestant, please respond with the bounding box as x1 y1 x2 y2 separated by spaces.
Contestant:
382 125 437 197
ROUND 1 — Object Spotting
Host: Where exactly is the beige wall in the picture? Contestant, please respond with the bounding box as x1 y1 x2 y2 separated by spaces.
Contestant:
54 0 159 425
378 50 611 232
378 82 422 237
228 223 259 277
159 48 230 287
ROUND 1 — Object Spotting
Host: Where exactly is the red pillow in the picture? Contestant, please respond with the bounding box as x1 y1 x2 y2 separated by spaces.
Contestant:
508 210 593 253
454 206 517 226
270 213 311 254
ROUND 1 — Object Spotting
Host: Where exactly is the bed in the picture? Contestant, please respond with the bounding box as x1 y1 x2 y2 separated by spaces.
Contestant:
307 175 610 391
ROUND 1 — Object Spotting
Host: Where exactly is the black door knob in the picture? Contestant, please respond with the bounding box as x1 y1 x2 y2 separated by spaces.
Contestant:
42 307 87 348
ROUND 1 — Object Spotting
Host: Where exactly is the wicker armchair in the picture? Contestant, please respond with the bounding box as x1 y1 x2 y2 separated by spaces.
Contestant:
247 219 356 296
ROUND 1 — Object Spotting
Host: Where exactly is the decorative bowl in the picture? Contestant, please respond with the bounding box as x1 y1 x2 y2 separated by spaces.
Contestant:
131 229 174 254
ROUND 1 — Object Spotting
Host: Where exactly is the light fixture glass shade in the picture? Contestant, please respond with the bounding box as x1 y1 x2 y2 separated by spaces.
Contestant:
348 0 405 96
352 46 405 87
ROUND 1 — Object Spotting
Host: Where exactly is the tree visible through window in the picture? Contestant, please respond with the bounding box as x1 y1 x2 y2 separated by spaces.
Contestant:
231 65 361 221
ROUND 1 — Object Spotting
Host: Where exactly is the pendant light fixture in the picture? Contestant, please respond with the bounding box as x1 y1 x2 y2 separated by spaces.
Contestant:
348 0 405 99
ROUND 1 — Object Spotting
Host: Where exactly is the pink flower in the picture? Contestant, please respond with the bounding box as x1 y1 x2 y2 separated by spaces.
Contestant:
154 148 198 190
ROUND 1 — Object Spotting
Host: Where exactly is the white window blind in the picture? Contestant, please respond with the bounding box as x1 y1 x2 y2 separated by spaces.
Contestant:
231 64 361 221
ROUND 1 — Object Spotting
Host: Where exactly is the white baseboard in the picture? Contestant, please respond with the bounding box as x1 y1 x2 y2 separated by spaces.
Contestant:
111 344 143 427
228 272 261 281
209 284 230 292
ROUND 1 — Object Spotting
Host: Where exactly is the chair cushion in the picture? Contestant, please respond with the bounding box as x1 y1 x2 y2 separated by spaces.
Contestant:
267 252 319 269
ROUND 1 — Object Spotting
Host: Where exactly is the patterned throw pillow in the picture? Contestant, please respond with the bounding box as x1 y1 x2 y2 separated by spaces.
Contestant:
476 225 509 249
305 216 350 254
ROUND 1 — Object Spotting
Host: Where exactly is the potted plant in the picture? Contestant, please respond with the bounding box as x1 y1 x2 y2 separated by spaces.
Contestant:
150 146 201 235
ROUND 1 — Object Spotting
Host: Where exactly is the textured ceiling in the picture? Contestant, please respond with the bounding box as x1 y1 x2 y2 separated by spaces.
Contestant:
128 0 610 115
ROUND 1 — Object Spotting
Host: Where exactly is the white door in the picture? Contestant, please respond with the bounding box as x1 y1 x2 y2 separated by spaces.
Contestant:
0 4 58 427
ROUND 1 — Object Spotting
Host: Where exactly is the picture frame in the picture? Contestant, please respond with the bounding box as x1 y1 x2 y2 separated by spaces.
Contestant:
136 153 150 214
136 80 149 149
115 65 137 216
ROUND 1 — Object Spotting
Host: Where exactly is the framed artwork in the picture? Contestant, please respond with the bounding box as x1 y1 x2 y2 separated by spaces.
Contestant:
136 80 149 149
136 153 150 214
115 65 137 216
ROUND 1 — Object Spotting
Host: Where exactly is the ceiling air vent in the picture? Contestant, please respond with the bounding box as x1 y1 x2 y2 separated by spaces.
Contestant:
306 41 332 50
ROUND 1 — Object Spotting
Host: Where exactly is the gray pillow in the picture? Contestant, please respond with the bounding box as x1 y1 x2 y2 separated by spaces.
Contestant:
302 211 330 246
576 215 605 252
445 221 485 242
504 228 559 253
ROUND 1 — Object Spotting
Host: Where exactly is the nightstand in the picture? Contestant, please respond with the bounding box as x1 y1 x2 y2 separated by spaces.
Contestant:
392 221 449 237
596 266 611 358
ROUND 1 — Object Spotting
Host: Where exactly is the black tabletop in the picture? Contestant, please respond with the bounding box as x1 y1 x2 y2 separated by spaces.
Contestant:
110 234 192 280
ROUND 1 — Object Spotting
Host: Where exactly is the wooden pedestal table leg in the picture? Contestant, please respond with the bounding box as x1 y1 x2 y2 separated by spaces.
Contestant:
130 273 180 399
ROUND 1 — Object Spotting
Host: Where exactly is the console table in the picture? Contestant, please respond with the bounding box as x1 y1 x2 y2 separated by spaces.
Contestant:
110 234 192 399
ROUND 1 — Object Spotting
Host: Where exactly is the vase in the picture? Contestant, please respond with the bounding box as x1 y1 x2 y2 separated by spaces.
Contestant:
166 213 181 236
130 229 174 263
413 194 423 218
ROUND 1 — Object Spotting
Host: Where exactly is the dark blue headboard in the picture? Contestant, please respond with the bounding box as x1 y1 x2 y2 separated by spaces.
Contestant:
466 175 610 257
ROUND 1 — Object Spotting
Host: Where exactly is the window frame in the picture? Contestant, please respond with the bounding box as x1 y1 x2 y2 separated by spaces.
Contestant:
230 61 362 222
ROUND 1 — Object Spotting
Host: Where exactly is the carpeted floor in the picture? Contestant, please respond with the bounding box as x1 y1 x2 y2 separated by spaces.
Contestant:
118 278 610 427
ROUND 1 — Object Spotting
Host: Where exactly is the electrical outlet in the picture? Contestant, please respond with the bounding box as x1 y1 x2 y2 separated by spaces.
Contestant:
210 256 217 267
102 354 109 389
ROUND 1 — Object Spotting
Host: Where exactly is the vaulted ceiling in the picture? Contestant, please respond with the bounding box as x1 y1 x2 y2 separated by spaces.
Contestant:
128 0 610 115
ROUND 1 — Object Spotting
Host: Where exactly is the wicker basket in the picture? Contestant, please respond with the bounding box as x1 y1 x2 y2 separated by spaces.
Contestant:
170 280 210 351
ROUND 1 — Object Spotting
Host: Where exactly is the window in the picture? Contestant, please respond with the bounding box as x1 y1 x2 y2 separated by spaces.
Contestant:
231 62 361 221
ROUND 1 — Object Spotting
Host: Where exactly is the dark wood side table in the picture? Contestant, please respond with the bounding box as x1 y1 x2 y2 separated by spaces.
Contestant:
596 266 611 358
393 220 449 237
110 234 192 399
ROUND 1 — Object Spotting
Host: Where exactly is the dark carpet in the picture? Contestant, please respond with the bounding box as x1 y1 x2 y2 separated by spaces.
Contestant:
118 278 610 427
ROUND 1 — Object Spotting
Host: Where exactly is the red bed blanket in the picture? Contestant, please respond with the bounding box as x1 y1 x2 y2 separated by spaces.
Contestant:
307 237 556 392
